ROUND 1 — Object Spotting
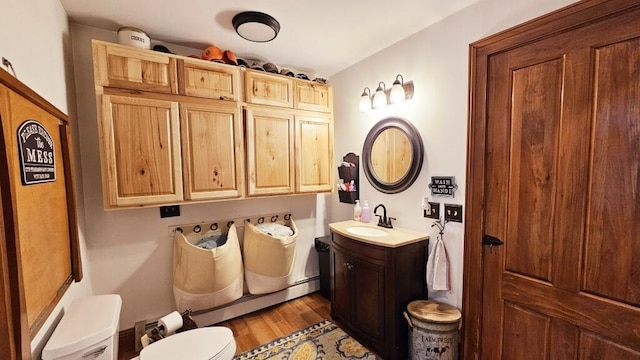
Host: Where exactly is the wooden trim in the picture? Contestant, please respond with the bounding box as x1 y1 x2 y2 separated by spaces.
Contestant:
60 124 82 282
462 0 640 359
0 70 67 121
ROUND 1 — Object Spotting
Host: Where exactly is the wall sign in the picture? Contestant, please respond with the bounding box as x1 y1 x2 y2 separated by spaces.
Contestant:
429 176 458 197
17 120 56 185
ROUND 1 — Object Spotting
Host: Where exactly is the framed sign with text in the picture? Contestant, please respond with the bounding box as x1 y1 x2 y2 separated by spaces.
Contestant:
16 119 56 185
428 176 458 197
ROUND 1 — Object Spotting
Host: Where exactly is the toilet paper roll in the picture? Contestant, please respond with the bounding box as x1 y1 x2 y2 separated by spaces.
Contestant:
158 311 183 336
140 334 151 348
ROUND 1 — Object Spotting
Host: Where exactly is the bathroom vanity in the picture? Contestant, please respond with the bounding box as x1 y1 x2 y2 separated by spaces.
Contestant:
328 220 428 360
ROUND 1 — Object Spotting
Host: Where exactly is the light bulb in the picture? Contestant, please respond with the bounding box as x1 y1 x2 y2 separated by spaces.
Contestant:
372 82 387 109
390 74 406 104
359 87 372 112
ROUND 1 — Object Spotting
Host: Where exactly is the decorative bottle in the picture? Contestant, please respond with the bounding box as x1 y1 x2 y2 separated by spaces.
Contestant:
353 200 362 221
361 200 371 223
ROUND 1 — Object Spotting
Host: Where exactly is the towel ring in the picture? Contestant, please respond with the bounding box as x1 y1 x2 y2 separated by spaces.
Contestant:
271 215 278 222
227 221 234 228
210 223 218 231
193 225 201 233
258 217 265 224
284 214 291 221
175 227 183 233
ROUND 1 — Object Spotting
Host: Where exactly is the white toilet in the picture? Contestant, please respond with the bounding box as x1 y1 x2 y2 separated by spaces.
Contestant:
42 294 236 360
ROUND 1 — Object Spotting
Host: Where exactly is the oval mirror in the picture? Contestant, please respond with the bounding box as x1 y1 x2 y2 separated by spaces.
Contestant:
362 117 424 194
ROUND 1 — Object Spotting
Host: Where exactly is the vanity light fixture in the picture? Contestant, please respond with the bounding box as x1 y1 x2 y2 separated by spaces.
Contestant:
359 74 414 111
390 74 406 104
372 82 387 109
232 11 280 43
359 87 372 112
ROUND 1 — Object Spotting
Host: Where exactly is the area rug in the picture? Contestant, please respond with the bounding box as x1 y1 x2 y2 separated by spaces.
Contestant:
235 320 377 359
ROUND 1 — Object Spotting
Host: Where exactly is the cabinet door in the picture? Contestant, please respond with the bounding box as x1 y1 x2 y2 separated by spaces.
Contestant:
180 102 244 200
352 256 385 339
92 41 177 94
295 115 333 193
294 80 332 112
99 95 183 207
245 70 293 108
177 59 240 101
331 246 351 321
245 106 294 196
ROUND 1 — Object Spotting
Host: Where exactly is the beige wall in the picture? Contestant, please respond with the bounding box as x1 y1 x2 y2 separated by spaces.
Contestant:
329 0 578 309
2 0 579 357
0 0 94 357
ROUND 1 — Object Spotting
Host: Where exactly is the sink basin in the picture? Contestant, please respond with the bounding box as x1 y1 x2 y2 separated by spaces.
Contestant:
346 226 389 237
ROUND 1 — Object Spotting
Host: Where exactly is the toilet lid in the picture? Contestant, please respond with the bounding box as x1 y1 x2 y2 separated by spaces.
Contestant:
140 327 234 360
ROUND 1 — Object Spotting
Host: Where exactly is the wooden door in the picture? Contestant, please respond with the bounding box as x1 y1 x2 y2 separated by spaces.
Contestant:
331 243 351 321
245 106 294 196
180 102 244 200
177 59 241 101
294 81 332 113
351 254 384 340
99 95 183 207
464 1 640 359
244 70 294 108
295 114 333 193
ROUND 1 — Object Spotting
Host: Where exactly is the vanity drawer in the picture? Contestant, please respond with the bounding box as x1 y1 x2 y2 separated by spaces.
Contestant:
332 232 385 262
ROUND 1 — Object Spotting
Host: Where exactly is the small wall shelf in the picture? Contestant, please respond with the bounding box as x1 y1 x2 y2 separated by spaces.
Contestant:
337 153 359 204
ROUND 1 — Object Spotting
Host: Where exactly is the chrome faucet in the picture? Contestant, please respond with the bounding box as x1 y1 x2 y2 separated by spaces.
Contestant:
374 204 396 228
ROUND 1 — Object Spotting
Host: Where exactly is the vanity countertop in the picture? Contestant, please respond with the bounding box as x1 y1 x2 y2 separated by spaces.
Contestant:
329 220 429 248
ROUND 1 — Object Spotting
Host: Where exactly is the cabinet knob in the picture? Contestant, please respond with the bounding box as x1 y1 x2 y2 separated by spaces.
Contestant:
344 262 354 270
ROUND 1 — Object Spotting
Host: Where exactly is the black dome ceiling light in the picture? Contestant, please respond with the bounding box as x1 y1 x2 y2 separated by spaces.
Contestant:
232 11 280 43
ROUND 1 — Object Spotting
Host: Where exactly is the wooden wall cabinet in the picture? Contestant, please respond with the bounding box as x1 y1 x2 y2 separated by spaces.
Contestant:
181 101 245 200
93 41 177 94
330 232 427 360
177 58 241 101
99 95 183 207
295 114 333 193
245 106 295 196
294 81 332 113
92 40 333 208
245 106 333 196
245 69 293 108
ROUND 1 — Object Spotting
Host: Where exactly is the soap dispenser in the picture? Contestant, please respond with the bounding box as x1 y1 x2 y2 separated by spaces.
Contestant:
353 200 362 221
361 200 371 223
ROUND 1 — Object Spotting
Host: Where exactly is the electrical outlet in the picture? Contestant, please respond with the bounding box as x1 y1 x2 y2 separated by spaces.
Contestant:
444 204 463 222
424 202 440 219
160 205 180 218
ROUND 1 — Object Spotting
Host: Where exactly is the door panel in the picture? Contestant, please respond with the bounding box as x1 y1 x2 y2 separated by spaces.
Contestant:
477 4 640 359
583 38 640 305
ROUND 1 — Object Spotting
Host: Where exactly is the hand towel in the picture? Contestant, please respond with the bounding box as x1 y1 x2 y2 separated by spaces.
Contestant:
426 234 450 291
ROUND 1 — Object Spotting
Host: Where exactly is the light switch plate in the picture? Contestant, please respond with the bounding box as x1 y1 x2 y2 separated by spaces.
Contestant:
424 202 440 219
444 204 463 222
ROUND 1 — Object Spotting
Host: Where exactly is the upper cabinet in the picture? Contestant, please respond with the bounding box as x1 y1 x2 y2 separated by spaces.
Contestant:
294 81 332 113
245 69 294 108
93 41 178 94
177 58 241 101
180 101 244 200
91 40 333 209
99 95 183 207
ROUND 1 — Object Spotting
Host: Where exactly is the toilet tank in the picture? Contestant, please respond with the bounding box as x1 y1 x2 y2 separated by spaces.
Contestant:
42 294 122 360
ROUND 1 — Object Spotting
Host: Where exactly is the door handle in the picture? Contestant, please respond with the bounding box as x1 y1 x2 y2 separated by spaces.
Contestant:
482 234 504 247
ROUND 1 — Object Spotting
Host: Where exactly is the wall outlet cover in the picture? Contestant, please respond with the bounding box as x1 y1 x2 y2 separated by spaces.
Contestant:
444 204 463 222
160 205 180 218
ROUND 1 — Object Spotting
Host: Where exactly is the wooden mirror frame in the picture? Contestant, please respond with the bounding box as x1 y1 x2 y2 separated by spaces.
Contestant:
362 117 423 194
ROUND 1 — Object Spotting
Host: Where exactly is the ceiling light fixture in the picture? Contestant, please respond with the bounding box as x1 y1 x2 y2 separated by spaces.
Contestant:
359 74 414 111
232 11 281 43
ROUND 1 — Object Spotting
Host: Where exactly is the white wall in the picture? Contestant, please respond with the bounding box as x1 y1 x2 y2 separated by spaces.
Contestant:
329 0 577 309
0 0 93 357
69 23 330 331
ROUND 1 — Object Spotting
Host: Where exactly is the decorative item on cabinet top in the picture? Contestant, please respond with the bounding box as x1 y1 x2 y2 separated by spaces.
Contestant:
337 153 359 204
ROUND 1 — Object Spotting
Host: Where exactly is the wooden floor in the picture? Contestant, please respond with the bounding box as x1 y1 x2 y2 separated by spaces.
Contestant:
118 292 331 359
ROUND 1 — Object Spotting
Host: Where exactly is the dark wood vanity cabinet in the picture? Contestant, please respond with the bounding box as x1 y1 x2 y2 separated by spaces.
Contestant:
330 232 427 360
